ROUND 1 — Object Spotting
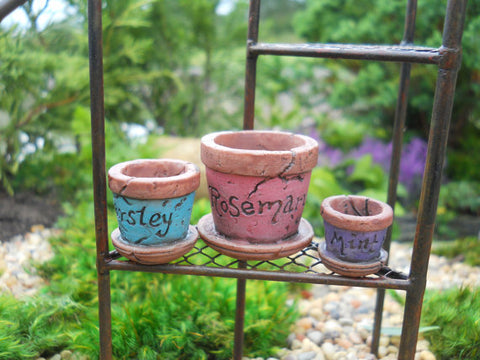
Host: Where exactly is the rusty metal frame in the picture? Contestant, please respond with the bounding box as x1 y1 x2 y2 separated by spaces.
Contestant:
88 0 467 359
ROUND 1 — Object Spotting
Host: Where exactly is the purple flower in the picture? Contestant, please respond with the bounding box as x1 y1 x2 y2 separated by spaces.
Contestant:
348 137 392 170
348 136 427 191
307 127 344 168
304 125 428 192
398 137 428 190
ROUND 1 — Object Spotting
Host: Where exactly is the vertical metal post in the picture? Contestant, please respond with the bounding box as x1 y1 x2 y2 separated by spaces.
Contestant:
233 261 248 360
88 0 112 358
243 0 261 130
399 1 467 359
371 0 417 355
236 1 261 357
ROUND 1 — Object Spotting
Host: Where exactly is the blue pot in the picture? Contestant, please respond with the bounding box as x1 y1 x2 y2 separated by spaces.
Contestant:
113 192 196 245
108 159 200 245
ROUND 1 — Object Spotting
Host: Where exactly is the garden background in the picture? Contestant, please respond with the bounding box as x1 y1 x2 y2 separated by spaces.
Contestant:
0 0 479 359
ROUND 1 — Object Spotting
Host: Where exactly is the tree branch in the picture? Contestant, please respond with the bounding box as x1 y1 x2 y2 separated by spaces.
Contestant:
16 95 78 129
0 0 27 23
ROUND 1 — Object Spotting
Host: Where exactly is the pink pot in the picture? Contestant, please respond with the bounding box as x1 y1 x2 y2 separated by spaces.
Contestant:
201 130 318 243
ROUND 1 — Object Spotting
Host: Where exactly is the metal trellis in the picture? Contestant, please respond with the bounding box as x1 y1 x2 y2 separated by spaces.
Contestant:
88 0 468 359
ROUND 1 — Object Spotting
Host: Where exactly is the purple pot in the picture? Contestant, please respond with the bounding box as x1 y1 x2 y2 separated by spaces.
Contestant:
320 195 393 263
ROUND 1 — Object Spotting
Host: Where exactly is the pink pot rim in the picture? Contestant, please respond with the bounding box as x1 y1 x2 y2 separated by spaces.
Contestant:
108 159 200 200
200 130 319 177
320 195 393 232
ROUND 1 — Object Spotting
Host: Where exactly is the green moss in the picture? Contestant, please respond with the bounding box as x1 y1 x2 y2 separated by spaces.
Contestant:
421 287 480 360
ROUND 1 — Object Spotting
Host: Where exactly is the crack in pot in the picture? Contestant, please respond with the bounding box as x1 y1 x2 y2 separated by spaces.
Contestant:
247 150 297 198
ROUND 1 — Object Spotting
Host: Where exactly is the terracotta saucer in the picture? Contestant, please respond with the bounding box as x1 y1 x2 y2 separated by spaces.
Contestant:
318 242 388 277
197 214 314 261
111 226 198 265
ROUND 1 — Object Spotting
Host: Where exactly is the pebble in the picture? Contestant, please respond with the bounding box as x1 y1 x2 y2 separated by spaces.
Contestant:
298 351 317 360
377 346 388 358
60 350 73 360
297 317 314 331
307 330 324 345
419 350 436 360
321 342 336 360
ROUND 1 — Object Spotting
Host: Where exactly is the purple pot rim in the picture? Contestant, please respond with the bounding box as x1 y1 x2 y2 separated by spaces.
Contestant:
321 195 393 232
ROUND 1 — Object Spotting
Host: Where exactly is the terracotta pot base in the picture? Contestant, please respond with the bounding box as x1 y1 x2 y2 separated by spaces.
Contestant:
197 214 313 261
318 242 388 277
111 226 198 265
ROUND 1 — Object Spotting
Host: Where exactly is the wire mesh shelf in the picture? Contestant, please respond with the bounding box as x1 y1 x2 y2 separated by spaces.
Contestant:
105 239 409 289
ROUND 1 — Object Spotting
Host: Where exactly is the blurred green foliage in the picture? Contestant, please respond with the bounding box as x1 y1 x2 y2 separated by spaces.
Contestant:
294 0 480 181
0 0 250 194
440 180 480 216
433 236 480 267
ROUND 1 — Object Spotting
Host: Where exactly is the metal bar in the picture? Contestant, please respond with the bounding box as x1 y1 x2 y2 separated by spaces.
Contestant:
87 0 112 358
243 0 261 130
248 43 441 64
233 261 247 360
372 0 418 355
104 260 411 290
97 271 112 360
238 2 261 357
0 0 28 23
399 1 467 359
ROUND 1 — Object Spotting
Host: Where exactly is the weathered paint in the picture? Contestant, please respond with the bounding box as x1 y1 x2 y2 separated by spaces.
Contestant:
323 221 388 263
113 192 195 245
206 168 311 242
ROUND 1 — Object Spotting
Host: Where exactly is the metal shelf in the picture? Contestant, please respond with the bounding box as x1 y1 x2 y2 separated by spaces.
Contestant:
104 240 410 290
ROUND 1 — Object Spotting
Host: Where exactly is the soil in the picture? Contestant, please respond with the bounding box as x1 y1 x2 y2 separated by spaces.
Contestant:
0 191 63 242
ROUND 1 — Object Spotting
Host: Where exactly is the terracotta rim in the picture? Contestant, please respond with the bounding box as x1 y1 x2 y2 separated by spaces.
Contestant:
200 130 319 177
320 195 393 232
108 159 200 200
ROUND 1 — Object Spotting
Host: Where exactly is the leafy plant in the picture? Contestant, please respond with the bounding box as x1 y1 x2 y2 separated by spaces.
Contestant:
0 25 87 194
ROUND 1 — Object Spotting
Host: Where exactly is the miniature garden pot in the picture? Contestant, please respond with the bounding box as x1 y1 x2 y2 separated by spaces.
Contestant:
198 130 318 259
319 195 393 276
107 159 200 264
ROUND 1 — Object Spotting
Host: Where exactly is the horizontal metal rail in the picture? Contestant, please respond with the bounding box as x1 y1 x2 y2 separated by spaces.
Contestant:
248 42 442 64
104 259 411 290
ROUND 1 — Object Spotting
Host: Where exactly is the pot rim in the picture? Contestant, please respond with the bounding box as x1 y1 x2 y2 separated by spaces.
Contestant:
321 195 393 232
108 158 200 200
200 130 319 177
